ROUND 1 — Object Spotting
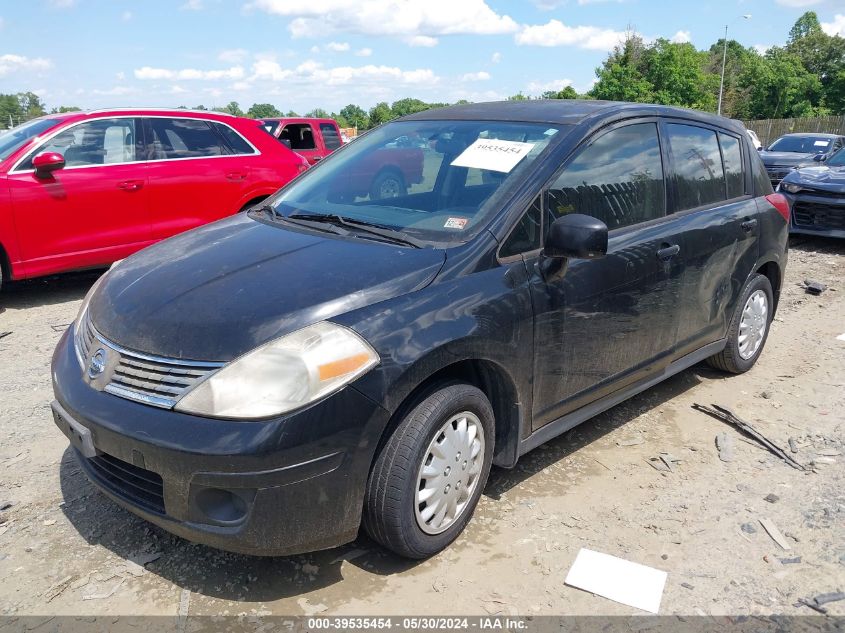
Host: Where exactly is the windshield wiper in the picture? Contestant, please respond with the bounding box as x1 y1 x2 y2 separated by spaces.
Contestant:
288 213 424 249
253 205 350 236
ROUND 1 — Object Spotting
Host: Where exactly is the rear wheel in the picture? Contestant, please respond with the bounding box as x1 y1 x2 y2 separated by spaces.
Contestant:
707 273 773 373
363 383 494 559
369 170 406 200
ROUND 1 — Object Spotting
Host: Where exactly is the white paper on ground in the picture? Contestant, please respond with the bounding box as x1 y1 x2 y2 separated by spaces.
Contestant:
836 333 845 341
450 138 535 173
564 548 667 614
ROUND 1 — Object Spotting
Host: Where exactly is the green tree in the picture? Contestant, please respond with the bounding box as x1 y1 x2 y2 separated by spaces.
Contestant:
339 103 369 129
305 107 329 118
390 98 431 117
785 11 845 111
507 92 529 101
742 47 825 118
246 103 282 119
368 101 394 126
51 106 82 113
285 110 299 117
541 86 579 99
215 101 244 116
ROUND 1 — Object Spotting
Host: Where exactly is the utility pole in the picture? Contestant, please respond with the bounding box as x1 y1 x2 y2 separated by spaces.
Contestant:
717 15 751 117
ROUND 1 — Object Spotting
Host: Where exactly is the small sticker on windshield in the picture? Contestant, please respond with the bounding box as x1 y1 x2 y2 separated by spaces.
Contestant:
444 217 468 230
814 140 829 147
451 138 536 173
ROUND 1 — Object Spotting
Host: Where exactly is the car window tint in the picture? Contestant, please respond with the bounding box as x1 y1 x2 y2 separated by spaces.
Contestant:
500 196 542 258
211 122 255 155
720 133 744 199
320 123 342 150
281 124 316 150
146 118 226 160
666 124 726 210
547 122 665 230
20 118 136 169
751 152 774 195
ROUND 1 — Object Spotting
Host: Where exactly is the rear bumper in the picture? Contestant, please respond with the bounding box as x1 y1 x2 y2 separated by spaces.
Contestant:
51 328 390 556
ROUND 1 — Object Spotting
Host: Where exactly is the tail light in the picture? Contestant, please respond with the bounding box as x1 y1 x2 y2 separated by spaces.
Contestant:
765 193 790 223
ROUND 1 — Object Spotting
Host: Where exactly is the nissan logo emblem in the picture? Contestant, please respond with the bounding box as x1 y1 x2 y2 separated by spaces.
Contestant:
88 348 107 379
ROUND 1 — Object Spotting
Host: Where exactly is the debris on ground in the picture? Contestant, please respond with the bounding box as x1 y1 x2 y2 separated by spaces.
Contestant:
297 597 328 615
564 548 667 614
779 557 802 565
0 502 12 511
741 523 757 534
803 280 827 295
330 548 368 564
617 437 645 447
693 404 806 471
716 433 735 463
49 324 71 332
764 493 780 504
794 592 845 614
44 575 74 603
82 578 125 601
759 518 791 551
0 332 11 341
788 437 799 453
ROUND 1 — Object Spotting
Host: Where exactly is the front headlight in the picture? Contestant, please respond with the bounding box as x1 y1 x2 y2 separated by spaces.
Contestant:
174 321 379 419
781 182 803 194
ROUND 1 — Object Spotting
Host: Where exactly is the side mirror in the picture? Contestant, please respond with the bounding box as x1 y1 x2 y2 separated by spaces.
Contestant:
813 154 825 162
544 214 608 260
33 152 66 178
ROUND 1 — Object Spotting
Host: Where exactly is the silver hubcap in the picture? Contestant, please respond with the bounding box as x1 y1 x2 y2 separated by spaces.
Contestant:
415 411 485 535
378 178 401 198
738 289 768 360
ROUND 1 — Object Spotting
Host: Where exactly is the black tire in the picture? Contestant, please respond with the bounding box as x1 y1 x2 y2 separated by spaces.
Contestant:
238 197 268 213
363 383 494 559
369 170 406 200
707 273 774 374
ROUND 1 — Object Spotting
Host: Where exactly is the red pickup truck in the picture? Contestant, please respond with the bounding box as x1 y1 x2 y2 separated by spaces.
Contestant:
259 117 424 200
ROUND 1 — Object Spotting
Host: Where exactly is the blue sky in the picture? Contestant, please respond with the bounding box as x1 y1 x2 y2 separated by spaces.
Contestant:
1 0 844 114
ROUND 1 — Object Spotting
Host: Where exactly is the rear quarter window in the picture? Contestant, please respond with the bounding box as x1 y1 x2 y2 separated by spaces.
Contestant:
320 123 342 150
666 123 726 210
719 133 744 199
211 122 256 155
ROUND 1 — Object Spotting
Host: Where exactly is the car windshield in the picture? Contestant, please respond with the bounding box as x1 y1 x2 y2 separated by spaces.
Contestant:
768 135 831 154
0 118 60 161
263 119 563 245
827 148 845 167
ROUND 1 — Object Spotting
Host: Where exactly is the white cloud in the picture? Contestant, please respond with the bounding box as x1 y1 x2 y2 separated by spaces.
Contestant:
181 0 204 10
527 78 573 94
115 71 126 80
754 44 771 55
218 48 248 63
0 54 52 77
170 85 188 94
326 41 350 52
355 47 373 57
248 0 518 39
92 86 139 96
407 35 439 47
121 10 133 21
491 51 502 63
247 58 437 87
516 19 632 50
134 65 245 80
774 0 821 6
461 71 491 81
821 14 845 36
48 0 76 8
670 30 691 44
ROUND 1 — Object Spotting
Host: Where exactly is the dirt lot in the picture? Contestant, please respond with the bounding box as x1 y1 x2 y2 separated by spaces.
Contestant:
0 237 843 619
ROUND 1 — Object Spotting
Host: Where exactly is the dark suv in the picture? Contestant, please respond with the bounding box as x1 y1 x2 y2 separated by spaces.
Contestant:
52 101 789 559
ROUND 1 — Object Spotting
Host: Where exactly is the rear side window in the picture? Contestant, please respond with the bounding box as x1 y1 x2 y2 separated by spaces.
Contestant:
320 123 342 150
666 124 726 210
211 122 255 155
720 133 744 199
751 152 774 196
280 124 316 150
547 122 665 231
145 118 226 160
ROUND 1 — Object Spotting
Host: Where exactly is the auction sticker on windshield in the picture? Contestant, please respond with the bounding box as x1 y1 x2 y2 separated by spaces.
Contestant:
451 138 536 173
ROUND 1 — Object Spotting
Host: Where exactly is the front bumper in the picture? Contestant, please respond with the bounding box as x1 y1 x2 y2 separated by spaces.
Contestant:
51 328 390 556
784 191 845 239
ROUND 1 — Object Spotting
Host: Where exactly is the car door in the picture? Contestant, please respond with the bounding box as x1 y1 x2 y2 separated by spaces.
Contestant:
279 122 323 165
525 120 686 429
142 116 250 240
6 116 150 278
663 122 761 355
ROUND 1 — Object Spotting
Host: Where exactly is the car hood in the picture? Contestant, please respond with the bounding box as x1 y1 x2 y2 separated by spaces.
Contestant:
90 214 446 361
782 164 845 192
760 151 818 167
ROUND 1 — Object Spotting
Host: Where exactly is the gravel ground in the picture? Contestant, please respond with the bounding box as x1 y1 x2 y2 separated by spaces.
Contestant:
0 236 843 618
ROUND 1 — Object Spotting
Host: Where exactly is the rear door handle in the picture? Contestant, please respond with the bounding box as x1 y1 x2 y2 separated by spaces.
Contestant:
117 180 144 191
226 171 247 181
656 244 680 261
740 219 758 233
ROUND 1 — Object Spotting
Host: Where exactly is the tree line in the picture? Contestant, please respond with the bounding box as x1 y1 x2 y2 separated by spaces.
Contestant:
2 11 843 131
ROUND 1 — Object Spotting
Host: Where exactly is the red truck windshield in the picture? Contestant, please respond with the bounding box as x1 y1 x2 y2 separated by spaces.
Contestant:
267 120 562 245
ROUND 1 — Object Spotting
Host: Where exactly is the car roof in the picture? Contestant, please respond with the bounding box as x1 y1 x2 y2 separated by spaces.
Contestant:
260 117 337 124
400 100 747 133
32 108 248 125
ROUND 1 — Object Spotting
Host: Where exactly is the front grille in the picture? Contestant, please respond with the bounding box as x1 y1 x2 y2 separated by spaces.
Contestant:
766 167 792 185
86 452 165 514
75 311 223 409
793 201 845 230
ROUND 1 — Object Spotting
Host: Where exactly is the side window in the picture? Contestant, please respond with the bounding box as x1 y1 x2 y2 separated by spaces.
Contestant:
145 118 226 160
320 123 342 150
20 118 136 169
547 122 665 231
500 196 542 258
751 152 774 195
720 133 744 199
666 124 726 210
211 122 255 155
280 124 316 150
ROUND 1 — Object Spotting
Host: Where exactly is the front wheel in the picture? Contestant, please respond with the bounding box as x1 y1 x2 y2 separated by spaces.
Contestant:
369 170 406 200
363 383 494 559
707 273 774 374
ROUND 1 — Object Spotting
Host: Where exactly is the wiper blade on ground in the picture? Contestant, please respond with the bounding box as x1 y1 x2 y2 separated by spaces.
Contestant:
288 213 423 248
254 206 349 236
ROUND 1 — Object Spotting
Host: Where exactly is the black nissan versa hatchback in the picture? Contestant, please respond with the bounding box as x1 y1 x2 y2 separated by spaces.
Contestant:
52 101 789 559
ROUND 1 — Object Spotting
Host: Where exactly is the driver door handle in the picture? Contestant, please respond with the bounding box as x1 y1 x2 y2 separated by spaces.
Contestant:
117 180 144 192
656 244 680 261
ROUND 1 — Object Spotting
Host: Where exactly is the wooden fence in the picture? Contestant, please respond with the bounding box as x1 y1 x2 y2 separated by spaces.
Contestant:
742 115 845 147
